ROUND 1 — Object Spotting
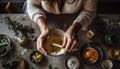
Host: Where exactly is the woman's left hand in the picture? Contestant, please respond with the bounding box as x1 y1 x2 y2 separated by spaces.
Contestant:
62 23 81 53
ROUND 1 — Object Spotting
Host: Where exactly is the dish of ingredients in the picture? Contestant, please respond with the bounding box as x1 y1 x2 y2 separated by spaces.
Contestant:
80 42 103 65
101 59 113 69
82 47 99 64
0 34 11 57
111 48 120 61
30 51 43 64
45 29 65 56
65 56 80 69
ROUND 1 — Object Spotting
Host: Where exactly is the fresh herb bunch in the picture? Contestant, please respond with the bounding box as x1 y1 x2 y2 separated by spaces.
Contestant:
5 16 35 41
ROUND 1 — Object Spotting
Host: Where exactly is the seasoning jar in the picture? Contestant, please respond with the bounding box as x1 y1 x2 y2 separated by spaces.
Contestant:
15 36 28 46
86 30 95 39
103 32 120 46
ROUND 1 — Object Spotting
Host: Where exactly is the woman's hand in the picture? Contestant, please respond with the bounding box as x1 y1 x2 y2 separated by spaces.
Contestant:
37 29 49 56
62 23 82 53
36 17 49 56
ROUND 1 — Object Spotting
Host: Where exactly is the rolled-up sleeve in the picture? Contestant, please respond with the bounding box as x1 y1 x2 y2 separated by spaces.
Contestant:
73 0 97 30
27 0 46 23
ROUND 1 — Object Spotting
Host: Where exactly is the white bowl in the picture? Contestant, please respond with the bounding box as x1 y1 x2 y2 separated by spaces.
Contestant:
45 29 65 56
64 56 80 69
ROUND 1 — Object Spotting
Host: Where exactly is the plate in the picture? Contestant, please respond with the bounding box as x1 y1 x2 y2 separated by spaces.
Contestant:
80 42 104 66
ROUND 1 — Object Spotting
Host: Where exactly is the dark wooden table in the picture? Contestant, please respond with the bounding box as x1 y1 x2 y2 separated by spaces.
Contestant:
0 14 120 69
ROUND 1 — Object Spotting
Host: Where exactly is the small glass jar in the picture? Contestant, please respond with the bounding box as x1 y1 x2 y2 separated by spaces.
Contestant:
15 36 28 46
86 30 95 39
103 32 120 46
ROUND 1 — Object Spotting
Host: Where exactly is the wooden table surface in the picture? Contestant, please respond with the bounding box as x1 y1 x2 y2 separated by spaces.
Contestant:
0 14 120 69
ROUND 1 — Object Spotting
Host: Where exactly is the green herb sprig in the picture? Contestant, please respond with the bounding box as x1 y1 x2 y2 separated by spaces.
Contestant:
5 16 35 41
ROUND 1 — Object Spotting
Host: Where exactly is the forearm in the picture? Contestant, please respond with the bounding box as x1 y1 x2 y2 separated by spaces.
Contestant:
36 17 49 33
70 22 82 33
27 0 46 23
73 22 82 30
73 0 97 30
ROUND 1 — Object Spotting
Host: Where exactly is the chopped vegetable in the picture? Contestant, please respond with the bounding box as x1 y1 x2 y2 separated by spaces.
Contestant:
31 51 42 63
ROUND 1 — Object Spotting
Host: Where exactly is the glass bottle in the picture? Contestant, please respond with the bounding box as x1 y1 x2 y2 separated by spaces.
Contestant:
86 30 95 39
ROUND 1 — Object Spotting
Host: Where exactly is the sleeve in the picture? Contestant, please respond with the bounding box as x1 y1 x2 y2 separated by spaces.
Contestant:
27 0 46 23
73 0 97 30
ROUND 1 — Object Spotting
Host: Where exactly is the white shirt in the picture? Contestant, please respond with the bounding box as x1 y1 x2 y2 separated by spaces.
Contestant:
27 0 97 30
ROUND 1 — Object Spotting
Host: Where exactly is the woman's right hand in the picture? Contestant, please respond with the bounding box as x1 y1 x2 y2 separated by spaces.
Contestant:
37 29 49 56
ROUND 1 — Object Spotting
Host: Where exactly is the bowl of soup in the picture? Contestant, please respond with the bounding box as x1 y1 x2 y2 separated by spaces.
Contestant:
80 42 103 65
45 29 65 56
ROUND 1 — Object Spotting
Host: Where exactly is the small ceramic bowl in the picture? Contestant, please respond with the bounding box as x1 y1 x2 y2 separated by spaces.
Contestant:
64 56 80 69
101 59 113 69
110 48 120 61
80 42 104 66
45 29 65 56
30 51 43 64
0 34 11 57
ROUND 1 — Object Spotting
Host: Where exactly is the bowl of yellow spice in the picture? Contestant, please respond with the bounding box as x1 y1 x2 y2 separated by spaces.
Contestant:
45 29 65 56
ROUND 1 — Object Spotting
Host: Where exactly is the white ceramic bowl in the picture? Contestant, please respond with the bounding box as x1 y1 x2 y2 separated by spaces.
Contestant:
45 29 65 56
64 56 80 69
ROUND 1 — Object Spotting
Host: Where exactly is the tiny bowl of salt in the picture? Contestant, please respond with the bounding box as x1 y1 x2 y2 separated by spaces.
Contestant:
64 56 80 69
